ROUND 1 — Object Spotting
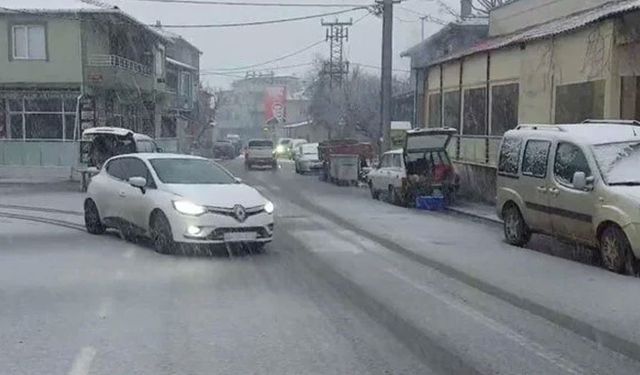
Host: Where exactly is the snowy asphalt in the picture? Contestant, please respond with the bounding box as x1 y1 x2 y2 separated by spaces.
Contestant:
1 159 640 374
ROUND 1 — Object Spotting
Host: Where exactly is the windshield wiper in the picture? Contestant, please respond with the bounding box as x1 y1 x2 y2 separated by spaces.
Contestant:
609 181 640 186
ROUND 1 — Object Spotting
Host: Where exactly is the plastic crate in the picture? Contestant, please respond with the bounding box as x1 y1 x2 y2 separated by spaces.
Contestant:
416 195 446 211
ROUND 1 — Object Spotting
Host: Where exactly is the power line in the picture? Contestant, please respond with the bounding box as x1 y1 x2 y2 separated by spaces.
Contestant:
200 11 371 73
202 62 315 75
202 39 325 72
156 6 370 28
123 0 370 7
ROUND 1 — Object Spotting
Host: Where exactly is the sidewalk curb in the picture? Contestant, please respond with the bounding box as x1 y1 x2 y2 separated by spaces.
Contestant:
447 206 503 225
273 186 640 364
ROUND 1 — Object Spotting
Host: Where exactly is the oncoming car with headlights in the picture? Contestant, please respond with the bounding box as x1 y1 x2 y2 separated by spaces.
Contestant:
84 153 274 254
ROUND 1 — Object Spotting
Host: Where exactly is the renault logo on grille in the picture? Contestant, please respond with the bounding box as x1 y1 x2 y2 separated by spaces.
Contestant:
233 205 247 222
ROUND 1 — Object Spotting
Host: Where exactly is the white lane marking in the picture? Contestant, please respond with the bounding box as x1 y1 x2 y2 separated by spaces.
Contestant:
68 346 97 375
289 229 362 254
384 267 583 375
97 298 112 319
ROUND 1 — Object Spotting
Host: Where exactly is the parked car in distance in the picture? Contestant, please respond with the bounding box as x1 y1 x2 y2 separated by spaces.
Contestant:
368 149 405 204
274 138 293 158
84 154 274 254
245 139 277 170
294 142 321 174
213 140 236 160
496 122 640 275
78 127 162 191
368 128 458 206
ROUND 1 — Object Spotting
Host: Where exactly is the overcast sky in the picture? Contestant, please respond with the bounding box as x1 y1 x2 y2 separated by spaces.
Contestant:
2 0 462 88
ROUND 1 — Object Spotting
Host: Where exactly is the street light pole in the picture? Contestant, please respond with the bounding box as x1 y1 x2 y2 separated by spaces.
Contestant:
380 0 394 152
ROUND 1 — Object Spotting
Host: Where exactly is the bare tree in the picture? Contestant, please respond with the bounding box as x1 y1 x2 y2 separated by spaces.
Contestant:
307 62 411 141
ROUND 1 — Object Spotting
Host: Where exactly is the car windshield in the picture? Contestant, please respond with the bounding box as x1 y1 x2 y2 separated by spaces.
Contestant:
593 141 640 185
149 158 235 184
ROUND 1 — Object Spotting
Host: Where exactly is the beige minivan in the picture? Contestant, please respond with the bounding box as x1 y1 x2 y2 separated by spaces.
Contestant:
496 121 640 275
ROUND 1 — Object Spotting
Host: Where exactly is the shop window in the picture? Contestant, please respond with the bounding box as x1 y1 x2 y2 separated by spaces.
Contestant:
25 114 62 139
555 80 604 123
65 115 77 140
463 87 487 135
427 93 441 128
10 115 23 139
443 90 460 130
491 83 519 136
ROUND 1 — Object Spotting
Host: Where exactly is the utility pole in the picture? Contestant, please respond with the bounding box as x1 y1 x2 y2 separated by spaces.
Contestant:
321 18 352 88
379 0 396 152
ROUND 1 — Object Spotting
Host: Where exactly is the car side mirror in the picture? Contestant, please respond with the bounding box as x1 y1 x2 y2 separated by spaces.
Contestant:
129 176 147 193
572 171 587 190
234 177 243 184
87 166 99 174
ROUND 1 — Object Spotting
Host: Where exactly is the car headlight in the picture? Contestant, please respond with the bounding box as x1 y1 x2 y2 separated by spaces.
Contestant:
172 200 206 216
276 145 285 153
264 200 274 214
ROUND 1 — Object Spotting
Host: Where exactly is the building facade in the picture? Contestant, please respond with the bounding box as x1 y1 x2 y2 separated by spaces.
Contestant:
0 5 201 168
411 0 640 201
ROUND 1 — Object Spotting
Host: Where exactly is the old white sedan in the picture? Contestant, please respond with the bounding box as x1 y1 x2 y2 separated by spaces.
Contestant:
84 153 274 254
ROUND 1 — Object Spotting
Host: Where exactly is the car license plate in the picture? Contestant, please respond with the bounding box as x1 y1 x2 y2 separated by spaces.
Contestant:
223 232 258 242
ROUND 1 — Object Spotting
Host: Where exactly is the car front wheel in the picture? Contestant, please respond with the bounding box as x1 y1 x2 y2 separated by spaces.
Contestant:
370 183 379 200
600 225 634 274
84 199 106 235
503 203 530 247
151 212 176 255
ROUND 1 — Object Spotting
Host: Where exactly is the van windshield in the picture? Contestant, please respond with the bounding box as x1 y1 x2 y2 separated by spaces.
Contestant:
593 141 640 185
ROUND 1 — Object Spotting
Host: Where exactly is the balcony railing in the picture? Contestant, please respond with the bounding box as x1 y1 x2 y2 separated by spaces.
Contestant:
87 54 152 76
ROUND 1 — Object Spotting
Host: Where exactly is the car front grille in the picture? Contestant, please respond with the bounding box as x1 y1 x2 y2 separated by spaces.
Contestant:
205 205 264 219
207 226 270 240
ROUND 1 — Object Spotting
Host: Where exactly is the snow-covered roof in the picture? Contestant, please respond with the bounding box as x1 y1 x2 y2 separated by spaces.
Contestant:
284 121 311 129
151 25 202 53
166 57 197 71
82 127 133 137
430 0 640 66
391 121 412 130
0 0 106 11
0 1 171 42
512 123 640 145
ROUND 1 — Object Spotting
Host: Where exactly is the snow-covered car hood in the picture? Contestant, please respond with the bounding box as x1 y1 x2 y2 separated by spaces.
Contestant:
163 183 268 208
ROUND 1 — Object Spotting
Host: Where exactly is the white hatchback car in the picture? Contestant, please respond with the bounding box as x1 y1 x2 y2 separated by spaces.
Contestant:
84 153 274 254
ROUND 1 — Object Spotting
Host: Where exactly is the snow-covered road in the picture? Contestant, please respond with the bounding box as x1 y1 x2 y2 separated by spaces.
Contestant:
2 160 640 374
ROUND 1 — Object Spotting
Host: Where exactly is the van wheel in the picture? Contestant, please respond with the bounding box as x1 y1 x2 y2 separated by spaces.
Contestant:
600 226 634 274
503 204 530 247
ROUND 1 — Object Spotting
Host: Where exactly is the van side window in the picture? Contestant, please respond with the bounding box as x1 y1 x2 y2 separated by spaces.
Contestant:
521 140 551 178
498 137 523 176
554 142 592 186
392 154 403 168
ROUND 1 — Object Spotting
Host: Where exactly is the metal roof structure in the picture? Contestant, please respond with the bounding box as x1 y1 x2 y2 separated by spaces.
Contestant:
429 0 640 66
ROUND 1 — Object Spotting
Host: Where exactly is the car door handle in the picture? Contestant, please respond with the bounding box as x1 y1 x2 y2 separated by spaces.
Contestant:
548 187 560 196
536 186 547 193
118 191 126 197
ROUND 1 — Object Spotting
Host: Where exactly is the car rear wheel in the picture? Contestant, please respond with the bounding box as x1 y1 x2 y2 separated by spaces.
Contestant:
84 199 106 235
370 182 379 200
503 203 531 247
151 212 176 255
600 225 635 274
